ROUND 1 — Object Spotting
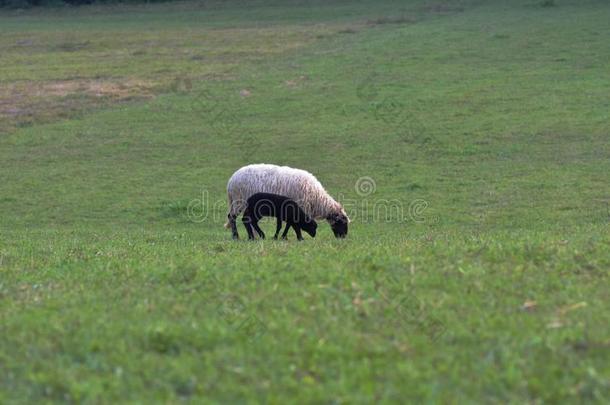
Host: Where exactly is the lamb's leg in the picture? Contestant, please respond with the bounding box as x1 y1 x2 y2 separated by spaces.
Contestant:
280 223 291 240
242 214 256 240
252 221 265 239
228 214 239 240
273 217 282 239
294 225 304 241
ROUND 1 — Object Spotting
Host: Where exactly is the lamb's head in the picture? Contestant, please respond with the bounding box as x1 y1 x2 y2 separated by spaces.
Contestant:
300 216 317 238
327 208 350 238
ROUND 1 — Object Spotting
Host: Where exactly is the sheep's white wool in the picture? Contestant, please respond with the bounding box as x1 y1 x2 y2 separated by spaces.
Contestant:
226 163 348 222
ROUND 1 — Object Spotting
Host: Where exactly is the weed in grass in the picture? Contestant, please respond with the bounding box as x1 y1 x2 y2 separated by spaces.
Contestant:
204 271 268 342
375 272 447 341
356 72 380 102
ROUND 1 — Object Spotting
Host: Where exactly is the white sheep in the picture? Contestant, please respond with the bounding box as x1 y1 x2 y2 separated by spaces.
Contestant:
225 163 350 239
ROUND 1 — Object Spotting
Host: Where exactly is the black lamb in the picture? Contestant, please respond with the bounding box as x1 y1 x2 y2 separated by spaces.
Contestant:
242 193 317 241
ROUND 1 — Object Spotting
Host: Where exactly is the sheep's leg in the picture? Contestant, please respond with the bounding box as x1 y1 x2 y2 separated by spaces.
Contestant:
228 214 239 240
273 217 282 239
242 215 256 240
294 225 304 241
228 196 247 240
252 221 265 239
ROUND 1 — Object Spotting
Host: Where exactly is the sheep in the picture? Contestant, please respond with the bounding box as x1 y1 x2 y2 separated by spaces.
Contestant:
241 193 317 241
225 163 349 239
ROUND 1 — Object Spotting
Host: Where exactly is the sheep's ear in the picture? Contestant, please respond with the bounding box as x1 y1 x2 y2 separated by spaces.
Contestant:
337 213 349 224
340 209 350 223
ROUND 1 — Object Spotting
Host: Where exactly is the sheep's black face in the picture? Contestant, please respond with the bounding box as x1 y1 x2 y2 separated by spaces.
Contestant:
301 217 317 238
328 213 349 238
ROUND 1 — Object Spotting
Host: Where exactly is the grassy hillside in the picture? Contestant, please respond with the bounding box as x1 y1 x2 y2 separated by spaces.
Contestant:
1 0 608 402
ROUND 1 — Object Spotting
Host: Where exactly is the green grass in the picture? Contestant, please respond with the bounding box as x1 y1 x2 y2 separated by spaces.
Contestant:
1 0 609 402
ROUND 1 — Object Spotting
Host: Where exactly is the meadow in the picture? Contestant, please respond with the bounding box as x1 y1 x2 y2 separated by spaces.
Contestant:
0 0 609 402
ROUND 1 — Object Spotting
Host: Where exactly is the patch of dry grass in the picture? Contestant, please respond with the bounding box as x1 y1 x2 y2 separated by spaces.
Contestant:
0 79 157 131
366 15 418 26
0 16 344 133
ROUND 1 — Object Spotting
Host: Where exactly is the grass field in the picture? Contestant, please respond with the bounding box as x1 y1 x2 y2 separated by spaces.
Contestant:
1 0 609 402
